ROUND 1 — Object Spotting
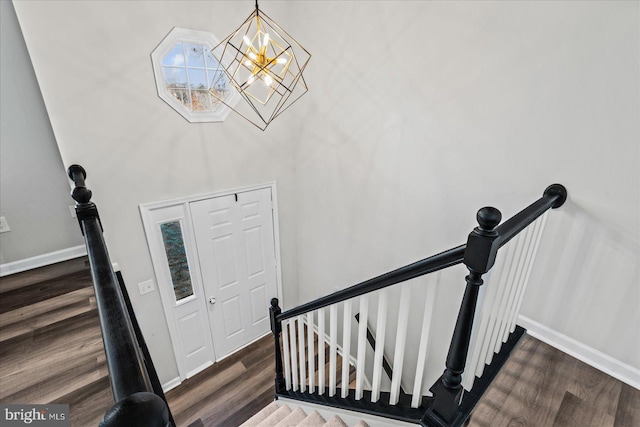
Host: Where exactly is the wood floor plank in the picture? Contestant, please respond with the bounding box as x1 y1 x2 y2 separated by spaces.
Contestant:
0 269 93 314
167 361 247 417
552 391 615 427
0 257 89 294
614 383 640 427
566 354 622 419
55 376 112 427
0 288 96 342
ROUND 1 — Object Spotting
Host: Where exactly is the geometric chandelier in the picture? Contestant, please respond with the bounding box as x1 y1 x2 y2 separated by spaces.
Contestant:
210 0 311 130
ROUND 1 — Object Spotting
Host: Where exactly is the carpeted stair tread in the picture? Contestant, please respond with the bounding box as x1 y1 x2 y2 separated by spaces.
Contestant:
298 410 326 426
241 402 372 427
241 401 280 426
259 405 292 426
323 415 348 427
274 407 307 427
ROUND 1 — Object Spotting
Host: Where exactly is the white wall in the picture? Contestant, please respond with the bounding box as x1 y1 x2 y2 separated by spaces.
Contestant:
13 0 638 388
0 0 84 265
12 0 299 384
285 0 639 385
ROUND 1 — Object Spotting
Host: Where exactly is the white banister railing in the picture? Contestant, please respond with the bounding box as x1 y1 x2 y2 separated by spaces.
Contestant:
463 212 548 391
390 283 411 405
289 318 299 391
272 185 566 426
298 315 306 392
341 300 353 398
371 288 389 403
412 276 438 408
307 311 315 393
282 318 291 390
318 307 325 395
329 304 338 397
279 213 547 405
355 295 369 400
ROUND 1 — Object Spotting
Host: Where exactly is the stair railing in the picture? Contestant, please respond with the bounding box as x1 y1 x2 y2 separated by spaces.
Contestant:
269 184 567 427
68 165 175 427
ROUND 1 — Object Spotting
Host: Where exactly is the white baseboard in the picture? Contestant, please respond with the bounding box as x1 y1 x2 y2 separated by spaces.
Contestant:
162 376 182 393
0 245 87 277
518 315 640 390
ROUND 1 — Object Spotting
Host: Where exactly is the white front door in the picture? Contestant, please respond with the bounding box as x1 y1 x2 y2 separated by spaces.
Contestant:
190 187 278 360
141 204 216 380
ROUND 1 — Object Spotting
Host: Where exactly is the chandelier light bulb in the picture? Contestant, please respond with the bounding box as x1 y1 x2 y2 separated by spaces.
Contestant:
264 75 273 86
243 35 252 46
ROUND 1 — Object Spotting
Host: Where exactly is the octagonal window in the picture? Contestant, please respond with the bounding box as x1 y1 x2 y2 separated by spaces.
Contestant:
151 28 238 123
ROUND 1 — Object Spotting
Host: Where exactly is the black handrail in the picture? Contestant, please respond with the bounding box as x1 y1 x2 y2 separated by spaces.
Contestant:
277 245 466 322
270 184 567 427
495 184 567 248
427 184 567 426
68 165 173 427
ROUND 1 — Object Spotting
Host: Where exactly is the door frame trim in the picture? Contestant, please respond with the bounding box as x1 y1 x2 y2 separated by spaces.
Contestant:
139 182 284 381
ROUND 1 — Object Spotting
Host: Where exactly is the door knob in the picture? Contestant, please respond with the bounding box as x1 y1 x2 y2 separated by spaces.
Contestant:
209 297 216 305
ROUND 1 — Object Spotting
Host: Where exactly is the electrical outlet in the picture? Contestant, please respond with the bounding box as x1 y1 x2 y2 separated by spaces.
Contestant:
0 216 10 233
138 279 155 295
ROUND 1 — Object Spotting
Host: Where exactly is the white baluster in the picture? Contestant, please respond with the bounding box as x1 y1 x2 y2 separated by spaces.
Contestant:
289 318 299 391
412 277 438 408
298 315 307 392
468 263 502 380
476 242 515 377
497 224 535 347
282 319 292 390
485 240 520 368
490 231 527 358
341 299 352 398
508 212 548 334
355 295 369 400
371 288 389 403
318 307 326 395
307 311 315 393
329 304 338 397
390 284 411 405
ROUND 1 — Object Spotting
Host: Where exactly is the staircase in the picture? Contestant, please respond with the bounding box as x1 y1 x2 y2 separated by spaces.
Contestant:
241 402 370 427
63 165 569 427
0 257 112 426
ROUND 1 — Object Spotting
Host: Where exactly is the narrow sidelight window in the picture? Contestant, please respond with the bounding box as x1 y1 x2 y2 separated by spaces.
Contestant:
160 221 194 301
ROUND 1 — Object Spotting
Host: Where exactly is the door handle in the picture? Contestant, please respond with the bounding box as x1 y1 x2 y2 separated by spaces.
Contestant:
209 297 216 305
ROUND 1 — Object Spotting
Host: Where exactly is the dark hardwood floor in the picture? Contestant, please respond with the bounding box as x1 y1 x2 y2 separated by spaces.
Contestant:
1 258 638 426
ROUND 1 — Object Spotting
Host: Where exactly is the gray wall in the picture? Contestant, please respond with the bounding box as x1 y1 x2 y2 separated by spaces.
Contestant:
0 0 84 264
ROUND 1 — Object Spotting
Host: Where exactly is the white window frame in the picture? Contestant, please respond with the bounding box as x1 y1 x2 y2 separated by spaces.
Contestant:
151 27 239 123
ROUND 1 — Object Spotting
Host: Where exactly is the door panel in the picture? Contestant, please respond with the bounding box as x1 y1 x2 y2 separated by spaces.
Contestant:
142 204 215 380
190 188 277 359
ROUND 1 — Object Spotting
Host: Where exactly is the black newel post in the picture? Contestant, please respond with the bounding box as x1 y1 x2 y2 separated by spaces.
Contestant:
427 207 502 426
270 298 286 394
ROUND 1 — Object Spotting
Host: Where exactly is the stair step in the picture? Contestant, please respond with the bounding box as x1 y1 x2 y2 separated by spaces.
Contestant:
241 403 372 427
275 407 306 427
298 410 326 426
324 415 348 427
260 405 292 426
242 401 280 427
